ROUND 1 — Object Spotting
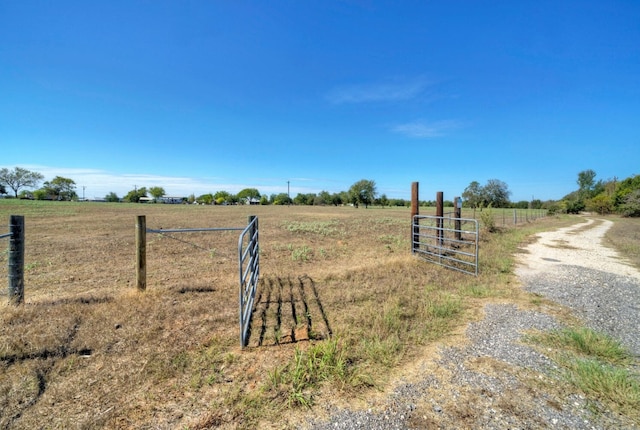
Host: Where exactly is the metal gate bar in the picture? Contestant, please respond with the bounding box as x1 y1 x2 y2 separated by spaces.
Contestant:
412 214 479 276
238 216 259 347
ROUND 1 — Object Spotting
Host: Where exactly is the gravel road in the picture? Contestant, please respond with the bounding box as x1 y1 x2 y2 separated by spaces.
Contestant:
307 217 640 429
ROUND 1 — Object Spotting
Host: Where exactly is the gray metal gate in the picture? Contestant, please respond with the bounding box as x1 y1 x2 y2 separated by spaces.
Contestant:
238 216 259 347
140 215 259 347
412 214 479 276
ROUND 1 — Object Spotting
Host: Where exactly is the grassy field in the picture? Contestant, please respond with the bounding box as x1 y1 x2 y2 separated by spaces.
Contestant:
0 200 636 428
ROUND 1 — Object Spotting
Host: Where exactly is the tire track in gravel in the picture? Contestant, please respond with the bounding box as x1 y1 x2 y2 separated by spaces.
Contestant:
516 217 640 356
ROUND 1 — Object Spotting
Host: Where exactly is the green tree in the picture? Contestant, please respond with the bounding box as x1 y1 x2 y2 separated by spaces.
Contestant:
614 174 640 207
105 192 120 202
349 179 377 208
0 184 6 195
315 190 332 206
462 181 483 211
41 176 77 201
213 190 236 205
196 193 214 205
149 186 166 202
531 199 543 209
587 193 613 215
482 179 511 208
620 190 640 217
237 188 261 204
577 169 597 198
294 193 316 205
124 187 148 203
33 189 49 200
0 167 45 197
273 193 292 205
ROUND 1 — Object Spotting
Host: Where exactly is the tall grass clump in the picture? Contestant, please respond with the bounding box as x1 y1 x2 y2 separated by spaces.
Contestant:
526 326 640 421
567 359 640 418
479 206 497 233
265 338 353 407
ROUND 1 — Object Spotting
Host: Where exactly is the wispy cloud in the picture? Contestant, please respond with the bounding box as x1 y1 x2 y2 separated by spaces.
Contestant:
391 119 462 138
327 78 431 104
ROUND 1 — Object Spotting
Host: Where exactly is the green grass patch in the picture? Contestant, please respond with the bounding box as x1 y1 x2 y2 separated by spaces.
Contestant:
425 294 462 319
281 220 342 237
266 338 354 407
526 327 631 365
566 359 640 418
525 326 640 422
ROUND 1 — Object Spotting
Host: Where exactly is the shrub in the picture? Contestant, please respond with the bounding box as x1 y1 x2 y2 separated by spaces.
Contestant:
620 190 640 217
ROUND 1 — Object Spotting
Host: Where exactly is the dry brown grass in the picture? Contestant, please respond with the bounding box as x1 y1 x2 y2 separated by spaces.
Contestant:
0 201 582 428
605 216 640 270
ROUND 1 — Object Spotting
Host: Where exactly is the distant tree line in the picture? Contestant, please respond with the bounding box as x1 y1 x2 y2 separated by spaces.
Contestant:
3 166 638 216
0 167 79 201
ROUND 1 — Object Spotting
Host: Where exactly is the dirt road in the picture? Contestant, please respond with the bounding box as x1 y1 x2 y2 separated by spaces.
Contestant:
309 217 640 429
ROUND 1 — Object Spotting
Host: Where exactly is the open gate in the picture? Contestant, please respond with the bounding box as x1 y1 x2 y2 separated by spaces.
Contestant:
137 215 260 347
238 216 259 347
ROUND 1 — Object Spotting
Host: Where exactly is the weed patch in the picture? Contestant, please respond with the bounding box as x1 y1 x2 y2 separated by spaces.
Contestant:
525 327 640 421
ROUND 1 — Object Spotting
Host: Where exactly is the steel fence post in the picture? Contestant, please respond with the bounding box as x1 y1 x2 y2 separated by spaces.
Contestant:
8 215 25 305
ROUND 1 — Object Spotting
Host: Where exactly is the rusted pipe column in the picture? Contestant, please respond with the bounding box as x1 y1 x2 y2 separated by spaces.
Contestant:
411 182 419 252
454 197 462 241
136 215 147 291
436 192 444 246
8 215 25 305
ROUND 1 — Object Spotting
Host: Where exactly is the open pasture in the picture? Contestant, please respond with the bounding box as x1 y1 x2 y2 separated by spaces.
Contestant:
0 200 575 428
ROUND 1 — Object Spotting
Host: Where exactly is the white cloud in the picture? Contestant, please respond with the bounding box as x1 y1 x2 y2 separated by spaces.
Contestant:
327 78 431 104
391 119 462 138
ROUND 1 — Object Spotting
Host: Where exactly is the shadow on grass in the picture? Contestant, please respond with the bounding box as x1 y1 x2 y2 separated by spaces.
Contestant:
249 275 333 347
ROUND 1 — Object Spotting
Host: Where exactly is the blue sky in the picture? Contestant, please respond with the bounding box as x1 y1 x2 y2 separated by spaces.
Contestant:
1 1 638 201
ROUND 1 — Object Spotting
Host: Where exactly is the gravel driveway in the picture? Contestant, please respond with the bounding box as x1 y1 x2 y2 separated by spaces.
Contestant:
307 217 640 429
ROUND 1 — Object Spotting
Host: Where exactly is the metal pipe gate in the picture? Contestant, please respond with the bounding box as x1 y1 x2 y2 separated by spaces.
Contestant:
412 214 479 276
138 215 260 347
238 216 259 347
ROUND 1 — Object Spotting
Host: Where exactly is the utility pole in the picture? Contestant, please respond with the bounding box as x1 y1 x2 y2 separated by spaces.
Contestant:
287 180 290 205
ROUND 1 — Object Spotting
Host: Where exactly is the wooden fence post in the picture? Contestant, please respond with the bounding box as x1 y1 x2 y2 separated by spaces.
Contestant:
136 215 146 291
8 215 25 305
411 182 419 252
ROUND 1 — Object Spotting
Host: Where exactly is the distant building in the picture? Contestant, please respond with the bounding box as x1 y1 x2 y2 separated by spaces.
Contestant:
159 196 185 204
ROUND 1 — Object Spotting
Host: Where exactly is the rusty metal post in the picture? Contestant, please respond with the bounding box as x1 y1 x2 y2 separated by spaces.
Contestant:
8 215 25 305
436 192 444 246
454 197 462 241
136 215 146 291
411 182 419 252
